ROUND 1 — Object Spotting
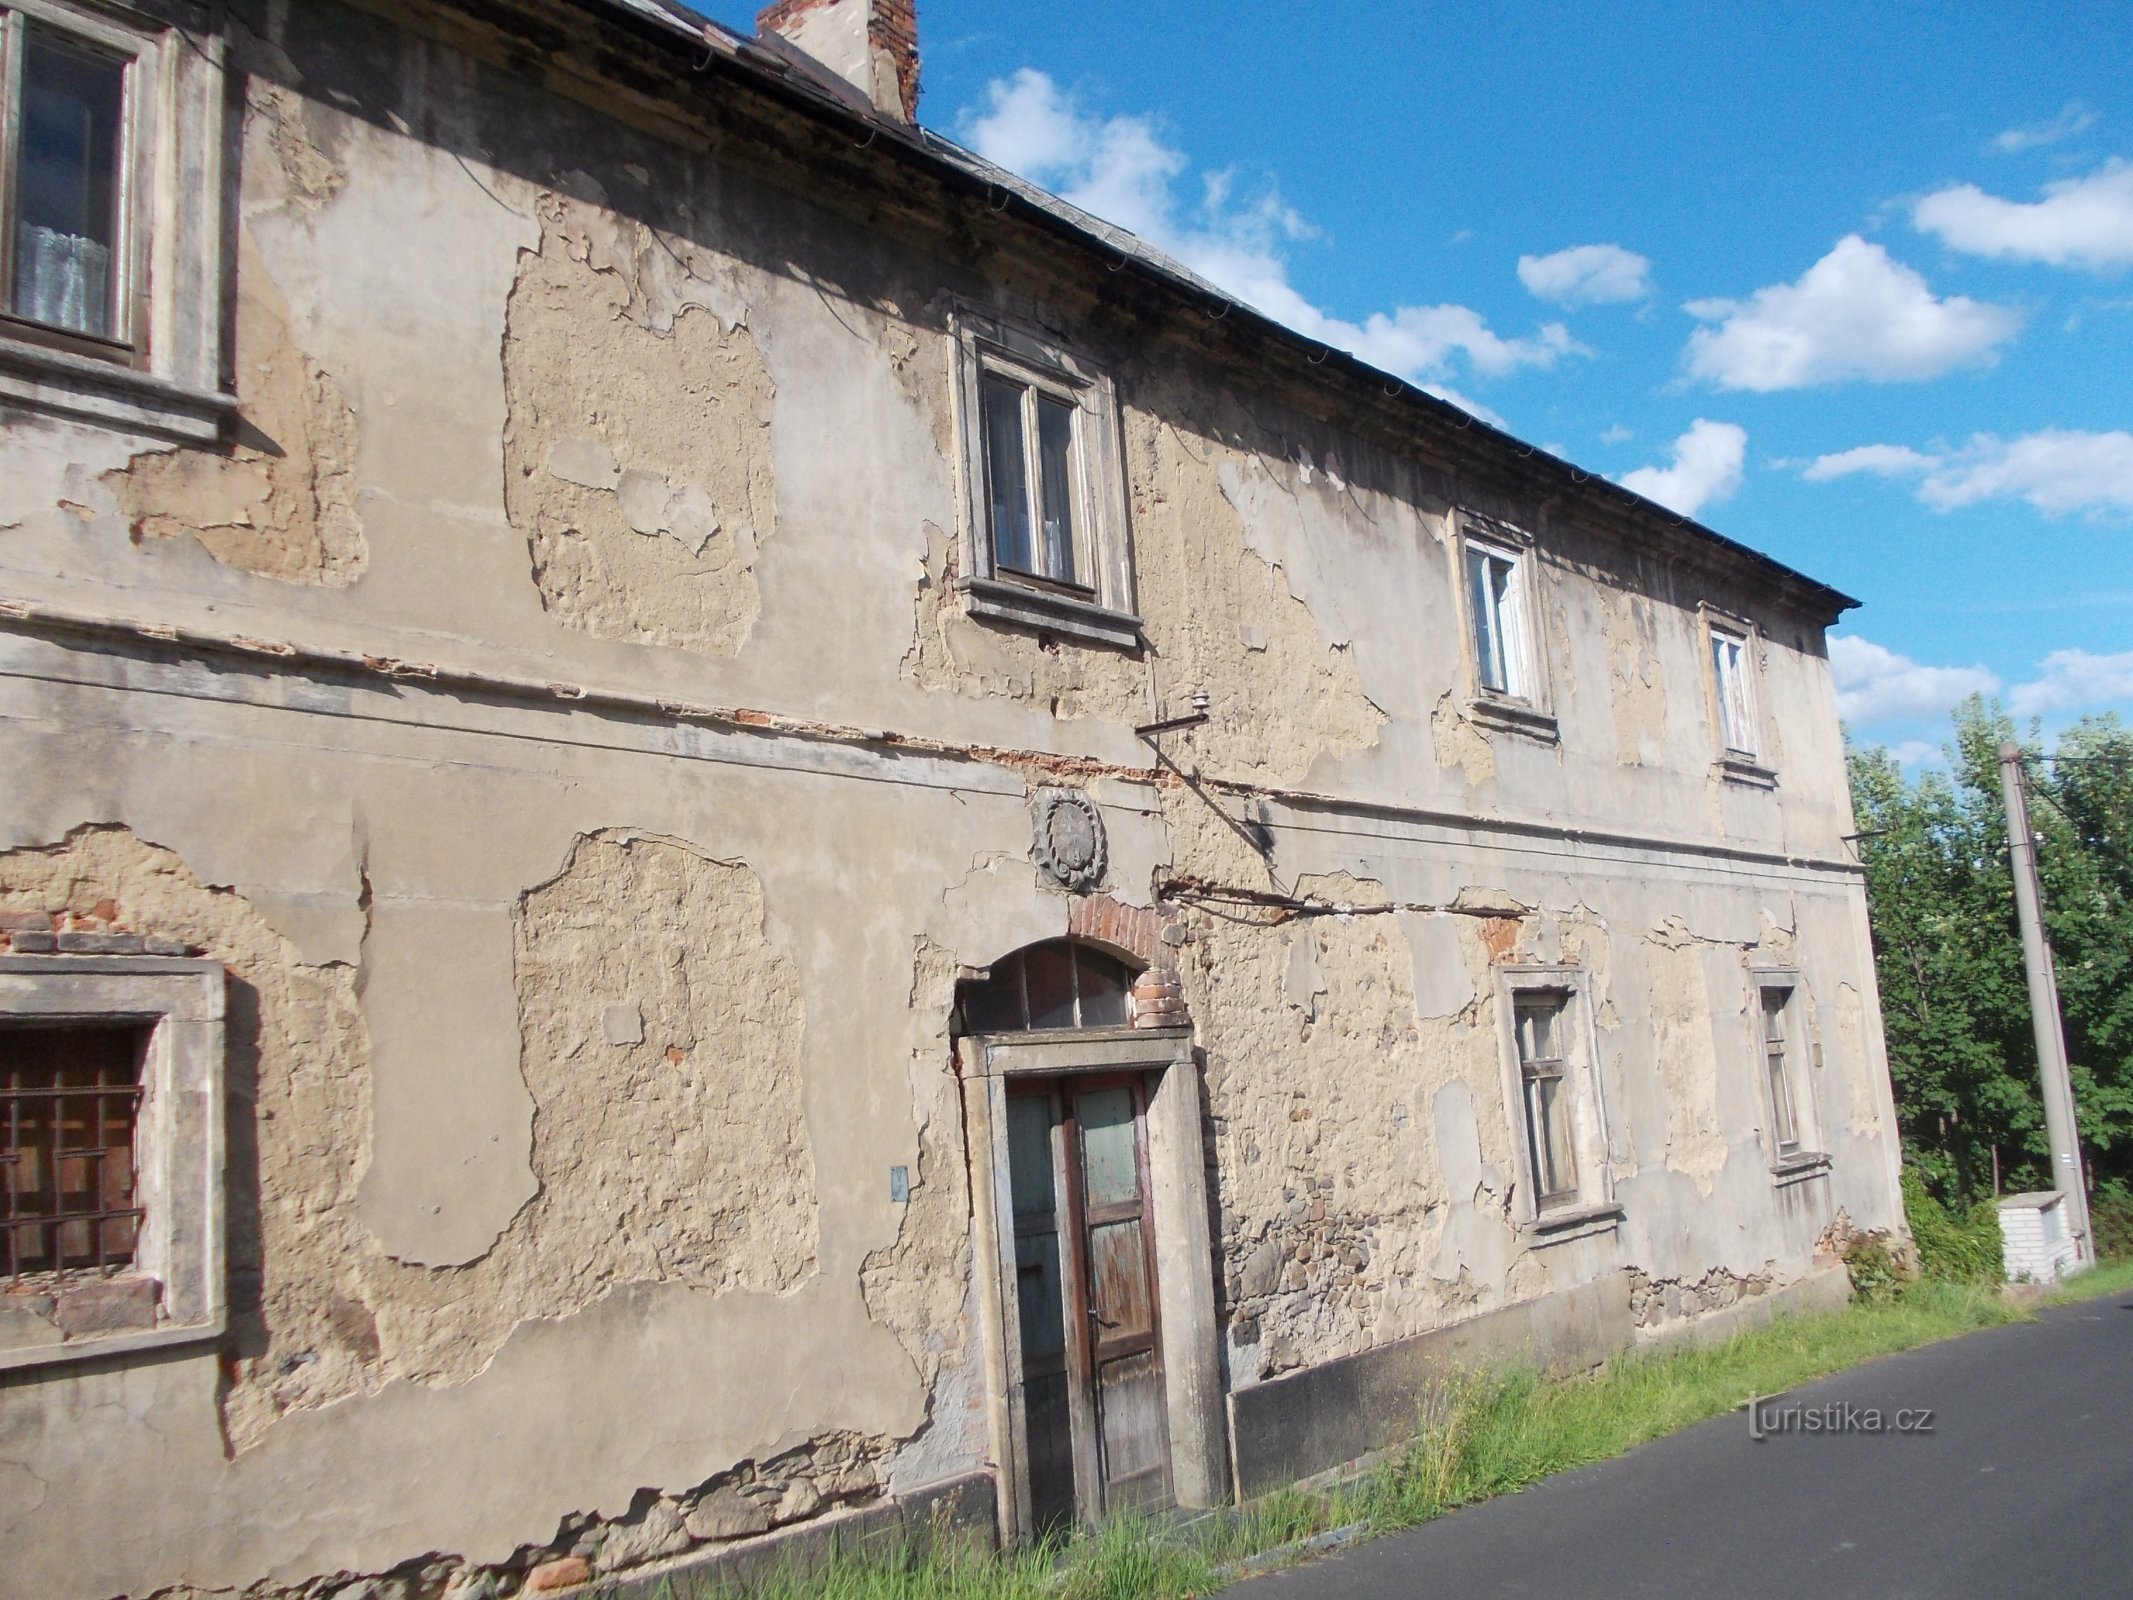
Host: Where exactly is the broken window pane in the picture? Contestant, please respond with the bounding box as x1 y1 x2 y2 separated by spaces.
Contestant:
1036 394 1079 584
11 25 126 340
1712 632 1754 753
981 373 1033 574
1467 545 1521 694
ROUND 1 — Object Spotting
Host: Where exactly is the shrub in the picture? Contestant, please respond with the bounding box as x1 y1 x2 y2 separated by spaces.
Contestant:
1840 1233 1904 1301
1901 1166 2003 1284
2091 1181 2133 1261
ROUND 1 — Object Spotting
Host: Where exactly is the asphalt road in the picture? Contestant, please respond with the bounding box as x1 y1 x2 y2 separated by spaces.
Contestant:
1238 1290 2133 1600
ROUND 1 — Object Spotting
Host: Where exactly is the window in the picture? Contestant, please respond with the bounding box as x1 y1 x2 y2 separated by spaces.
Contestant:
954 311 1138 647
1709 626 1755 755
1453 513 1557 740
1515 993 1578 1208
0 1 229 442
1465 541 1529 698
959 941 1136 1034
0 952 226 1372
2 3 145 353
2 1023 146 1279
1760 984 1800 1157
1494 967 1615 1235
980 370 1084 589
1754 976 1825 1176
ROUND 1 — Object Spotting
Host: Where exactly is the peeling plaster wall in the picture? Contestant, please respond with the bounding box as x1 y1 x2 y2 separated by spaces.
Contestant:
504 192 777 653
0 2 1903 1596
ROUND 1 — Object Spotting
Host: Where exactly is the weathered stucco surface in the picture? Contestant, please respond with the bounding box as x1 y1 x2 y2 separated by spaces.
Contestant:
504 193 776 653
0 2 1907 1596
109 235 365 586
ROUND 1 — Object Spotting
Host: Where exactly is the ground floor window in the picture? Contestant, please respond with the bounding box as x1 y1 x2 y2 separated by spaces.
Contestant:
2 1022 146 1280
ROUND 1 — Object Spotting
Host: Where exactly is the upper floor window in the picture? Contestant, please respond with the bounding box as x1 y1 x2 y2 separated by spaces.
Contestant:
1710 626 1756 755
980 367 1084 589
0 1 229 444
1701 606 1776 784
1453 513 1557 741
953 310 1139 649
2 2 148 357
1465 539 1529 698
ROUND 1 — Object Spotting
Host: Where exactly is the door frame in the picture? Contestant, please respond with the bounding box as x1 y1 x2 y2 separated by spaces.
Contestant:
959 1024 1227 1544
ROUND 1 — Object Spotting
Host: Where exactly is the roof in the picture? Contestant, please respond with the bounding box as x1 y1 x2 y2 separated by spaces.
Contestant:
577 1 1857 621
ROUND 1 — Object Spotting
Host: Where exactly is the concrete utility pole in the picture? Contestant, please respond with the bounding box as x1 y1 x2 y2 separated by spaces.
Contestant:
1997 741 2093 1264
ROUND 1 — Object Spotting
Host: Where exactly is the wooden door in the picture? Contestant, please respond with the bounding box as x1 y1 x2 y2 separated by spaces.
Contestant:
1003 1074 1172 1532
1067 1075 1171 1515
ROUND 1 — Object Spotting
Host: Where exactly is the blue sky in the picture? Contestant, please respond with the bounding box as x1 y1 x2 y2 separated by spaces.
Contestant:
704 1 2133 761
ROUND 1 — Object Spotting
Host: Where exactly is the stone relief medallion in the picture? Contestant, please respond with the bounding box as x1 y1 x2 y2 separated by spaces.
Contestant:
1032 788 1107 892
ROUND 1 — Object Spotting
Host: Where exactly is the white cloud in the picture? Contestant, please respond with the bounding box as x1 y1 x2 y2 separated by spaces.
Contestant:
1914 160 2133 270
1682 235 2020 391
1600 424 1634 445
1517 244 1653 306
1800 444 1939 481
961 71 1580 396
1617 419 1746 517
1829 636 2000 726
2010 649 2133 715
1799 430 2133 517
1990 102 2097 155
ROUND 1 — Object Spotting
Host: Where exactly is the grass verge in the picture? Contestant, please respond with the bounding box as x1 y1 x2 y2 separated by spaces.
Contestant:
665 1276 2112 1600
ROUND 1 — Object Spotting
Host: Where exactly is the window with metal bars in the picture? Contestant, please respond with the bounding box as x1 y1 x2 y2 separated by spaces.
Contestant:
2 1022 146 1283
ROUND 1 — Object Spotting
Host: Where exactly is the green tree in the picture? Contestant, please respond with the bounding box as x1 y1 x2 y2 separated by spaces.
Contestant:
1849 701 2133 1210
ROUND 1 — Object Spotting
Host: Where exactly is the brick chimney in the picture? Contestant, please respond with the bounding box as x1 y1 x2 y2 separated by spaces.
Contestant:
757 0 920 124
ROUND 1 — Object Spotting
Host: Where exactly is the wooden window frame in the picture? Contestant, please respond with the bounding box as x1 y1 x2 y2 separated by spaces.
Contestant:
952 308 1140 649
1752 971 1828 1182
1700 603 1778 788
1452 511 1558 743
0 0 156 363
0 0 231 444
1493 965 1618 1241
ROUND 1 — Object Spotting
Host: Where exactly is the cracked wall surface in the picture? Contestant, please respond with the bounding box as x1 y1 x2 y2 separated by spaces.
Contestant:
503 192 776 653
0 1 1904 1594
1187 875 1532 1382
108 234 365 586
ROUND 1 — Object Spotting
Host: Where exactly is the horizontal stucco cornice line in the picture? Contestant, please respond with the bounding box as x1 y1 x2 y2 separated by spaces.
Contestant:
0 601 1862 883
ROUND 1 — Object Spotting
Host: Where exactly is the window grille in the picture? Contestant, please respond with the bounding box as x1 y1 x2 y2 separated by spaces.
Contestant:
1 1023 146 1283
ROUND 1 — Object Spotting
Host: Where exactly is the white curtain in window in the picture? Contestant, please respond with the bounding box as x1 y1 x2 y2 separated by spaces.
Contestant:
14 224 111 336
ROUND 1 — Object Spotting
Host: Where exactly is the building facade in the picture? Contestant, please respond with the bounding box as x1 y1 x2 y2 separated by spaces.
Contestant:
0 2 1903 1595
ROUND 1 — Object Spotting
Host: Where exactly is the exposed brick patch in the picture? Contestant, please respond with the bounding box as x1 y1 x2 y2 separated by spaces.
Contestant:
1067 892 1168 967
